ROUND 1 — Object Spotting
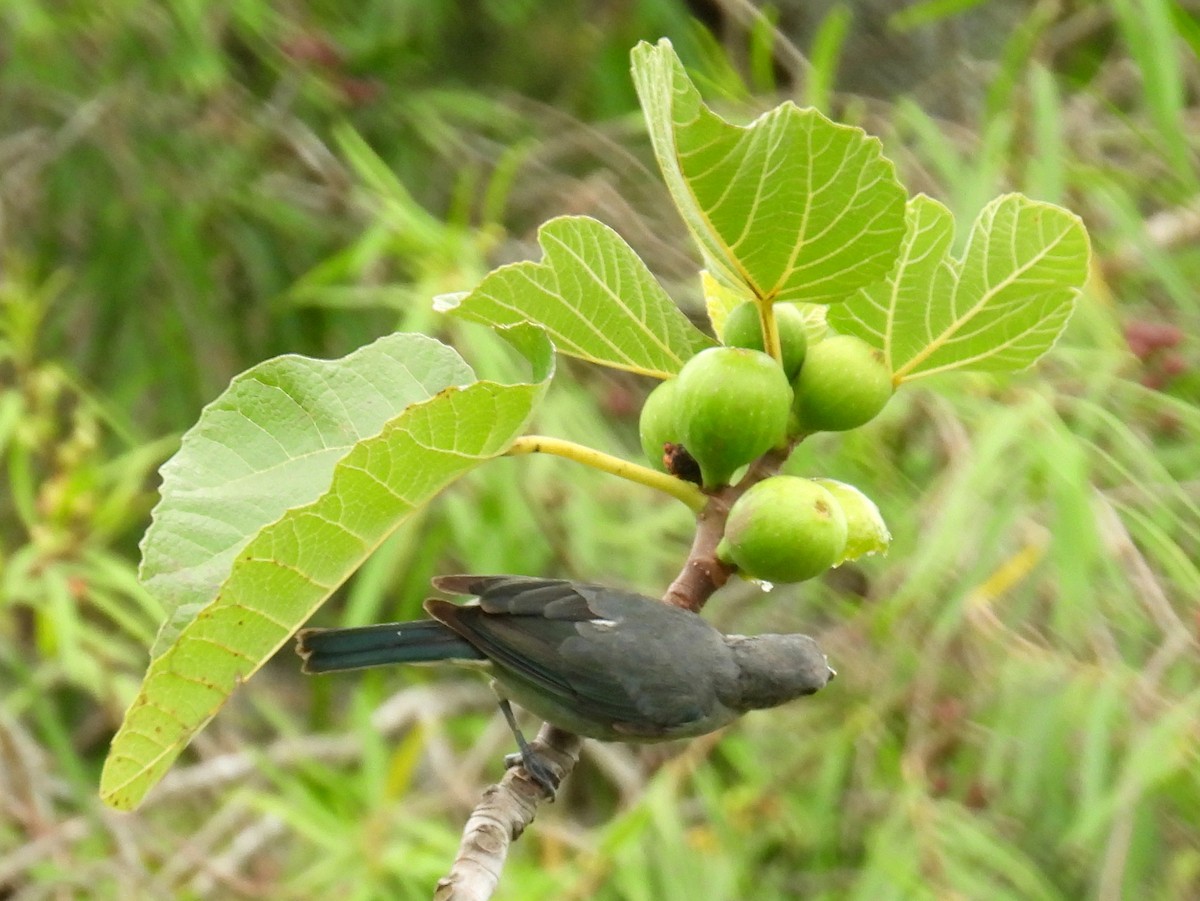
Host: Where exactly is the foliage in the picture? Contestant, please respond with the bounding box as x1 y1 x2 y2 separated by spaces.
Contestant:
438 216 714 377
2 2 1199 899
830 194 1089 381
100 37 1089 816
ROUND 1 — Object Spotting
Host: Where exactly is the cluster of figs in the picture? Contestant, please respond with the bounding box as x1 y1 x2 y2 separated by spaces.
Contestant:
641 301 893 584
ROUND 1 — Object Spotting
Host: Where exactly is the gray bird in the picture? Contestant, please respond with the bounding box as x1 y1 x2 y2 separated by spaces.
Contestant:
296 575 834 792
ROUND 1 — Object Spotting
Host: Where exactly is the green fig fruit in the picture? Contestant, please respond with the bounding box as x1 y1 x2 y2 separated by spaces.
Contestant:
792 335 892 433
638 378 681 473
718 476 848 583
723 302 809 379
812 478 891 563
675 347 792 488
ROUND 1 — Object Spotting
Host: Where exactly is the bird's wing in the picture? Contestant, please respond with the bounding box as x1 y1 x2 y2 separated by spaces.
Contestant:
425 578 718 734
431 575 596 619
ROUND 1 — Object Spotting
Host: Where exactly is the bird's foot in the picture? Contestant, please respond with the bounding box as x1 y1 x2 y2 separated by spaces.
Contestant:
503 748 560 799
493 694 561 798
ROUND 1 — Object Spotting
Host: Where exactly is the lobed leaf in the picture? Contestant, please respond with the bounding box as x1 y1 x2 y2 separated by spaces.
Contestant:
631 39 907 306
830 193 1091 382
436 215 713 378
101 328 554 810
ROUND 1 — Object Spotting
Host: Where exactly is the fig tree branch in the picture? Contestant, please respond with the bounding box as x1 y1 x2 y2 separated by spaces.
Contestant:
433 726 582 901
663 445 792 612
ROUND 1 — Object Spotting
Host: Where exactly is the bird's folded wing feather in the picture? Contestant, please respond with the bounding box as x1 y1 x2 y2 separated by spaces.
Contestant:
425 579 712 732
432 575 597 619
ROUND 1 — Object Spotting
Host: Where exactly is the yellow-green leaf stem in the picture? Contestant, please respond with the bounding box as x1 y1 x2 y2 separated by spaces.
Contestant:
758 301 784 366
507 435 706 512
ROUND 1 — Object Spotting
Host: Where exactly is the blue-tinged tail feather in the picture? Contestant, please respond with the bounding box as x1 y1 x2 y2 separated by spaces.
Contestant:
297 619 483 673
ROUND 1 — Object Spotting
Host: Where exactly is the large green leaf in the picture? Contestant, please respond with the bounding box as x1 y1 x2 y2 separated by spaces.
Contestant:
436 215 713 379
631 39 907 305
101 328 553 810
830 194 1090 382
140 333 475 658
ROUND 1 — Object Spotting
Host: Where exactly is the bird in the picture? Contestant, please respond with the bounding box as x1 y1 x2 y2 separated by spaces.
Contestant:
296 574 834 793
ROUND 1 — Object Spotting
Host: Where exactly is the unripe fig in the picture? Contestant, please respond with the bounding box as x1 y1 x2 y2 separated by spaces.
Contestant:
675 347 792 488
792 335 892 433
718 476 848 582
639 378 681 473
723 302 809 379
812 478 891 563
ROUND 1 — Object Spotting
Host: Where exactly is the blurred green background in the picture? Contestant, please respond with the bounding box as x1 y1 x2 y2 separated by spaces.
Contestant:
2 1 1198 898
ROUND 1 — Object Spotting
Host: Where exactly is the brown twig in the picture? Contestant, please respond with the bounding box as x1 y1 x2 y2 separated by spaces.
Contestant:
433 726 582 901
664 446 793 611
662 488 736 610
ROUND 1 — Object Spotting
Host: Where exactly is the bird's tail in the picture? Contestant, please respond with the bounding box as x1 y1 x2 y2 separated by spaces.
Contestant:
296 619 484 674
